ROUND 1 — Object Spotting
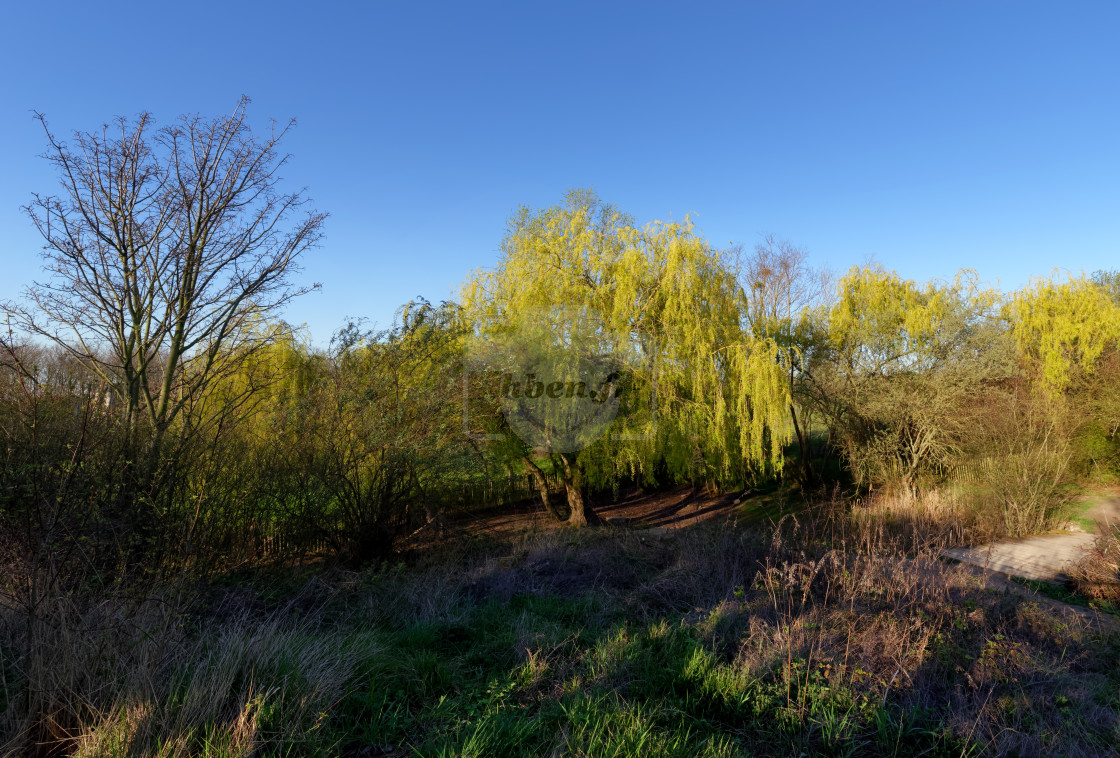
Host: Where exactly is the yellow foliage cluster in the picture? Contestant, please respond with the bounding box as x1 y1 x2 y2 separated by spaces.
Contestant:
1009 276 1120 395
829 266 999 375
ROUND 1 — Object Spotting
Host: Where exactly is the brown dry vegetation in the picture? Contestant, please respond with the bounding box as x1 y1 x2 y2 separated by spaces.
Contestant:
3 490 1119 758
1069 525 1120 605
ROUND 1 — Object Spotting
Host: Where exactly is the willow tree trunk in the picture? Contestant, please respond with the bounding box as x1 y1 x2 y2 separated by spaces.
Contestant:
522 456 563 521
557 453 597 526
789 403 815 486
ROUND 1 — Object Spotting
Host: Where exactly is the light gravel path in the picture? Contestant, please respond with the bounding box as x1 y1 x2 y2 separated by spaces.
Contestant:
940 491 1120 583
941 532 1096 581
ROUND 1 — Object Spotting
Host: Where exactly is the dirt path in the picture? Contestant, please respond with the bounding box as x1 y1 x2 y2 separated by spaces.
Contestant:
941 489 1120 582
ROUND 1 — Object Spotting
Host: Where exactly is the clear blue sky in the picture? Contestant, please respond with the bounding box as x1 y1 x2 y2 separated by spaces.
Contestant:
2 1 1117 344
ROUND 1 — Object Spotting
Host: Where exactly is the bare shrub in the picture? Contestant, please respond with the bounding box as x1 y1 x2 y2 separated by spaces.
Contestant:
951 390 1076 538
1067 525 1120 603
842 445 1076 548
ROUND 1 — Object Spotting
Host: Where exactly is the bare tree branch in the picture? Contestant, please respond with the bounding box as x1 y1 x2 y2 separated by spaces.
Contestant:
5 97 327 446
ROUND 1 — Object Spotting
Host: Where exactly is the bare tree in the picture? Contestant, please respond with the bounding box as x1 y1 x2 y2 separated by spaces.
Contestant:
6 96 326 449
739 235 831 339
737 235 833 484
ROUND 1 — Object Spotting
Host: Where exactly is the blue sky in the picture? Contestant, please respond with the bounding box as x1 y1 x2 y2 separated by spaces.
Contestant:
2 1 1117 344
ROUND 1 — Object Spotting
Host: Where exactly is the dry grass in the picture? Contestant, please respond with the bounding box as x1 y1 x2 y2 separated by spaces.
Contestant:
0 590 359 758
2 491 1119 757
847 476 1080 548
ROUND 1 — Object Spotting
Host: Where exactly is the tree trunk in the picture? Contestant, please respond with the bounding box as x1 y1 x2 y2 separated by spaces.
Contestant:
522 456 563 521
789 403 815 486
557 453 598 526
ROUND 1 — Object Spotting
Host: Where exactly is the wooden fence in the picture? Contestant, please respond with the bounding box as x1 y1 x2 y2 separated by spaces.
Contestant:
429 471 564 513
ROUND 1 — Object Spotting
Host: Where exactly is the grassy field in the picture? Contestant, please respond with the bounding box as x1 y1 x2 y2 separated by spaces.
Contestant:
5 501 1120 758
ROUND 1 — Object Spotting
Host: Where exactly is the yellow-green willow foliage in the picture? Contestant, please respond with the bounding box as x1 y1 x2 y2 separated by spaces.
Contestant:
1010 275 1120 396
460 190 789 484
182 321 311 437
829 266 1001 373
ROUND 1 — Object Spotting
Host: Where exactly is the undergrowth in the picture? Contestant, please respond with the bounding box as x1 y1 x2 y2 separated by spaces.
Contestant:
2 499 1119 757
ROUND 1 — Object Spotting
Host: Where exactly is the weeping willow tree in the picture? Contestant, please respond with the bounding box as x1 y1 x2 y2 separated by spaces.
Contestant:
1009 274 1120 397
1009 275 1120 480
460 190 789 525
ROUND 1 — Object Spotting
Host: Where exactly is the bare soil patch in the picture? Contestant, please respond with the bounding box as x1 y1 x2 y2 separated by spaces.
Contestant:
399 485 746 552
